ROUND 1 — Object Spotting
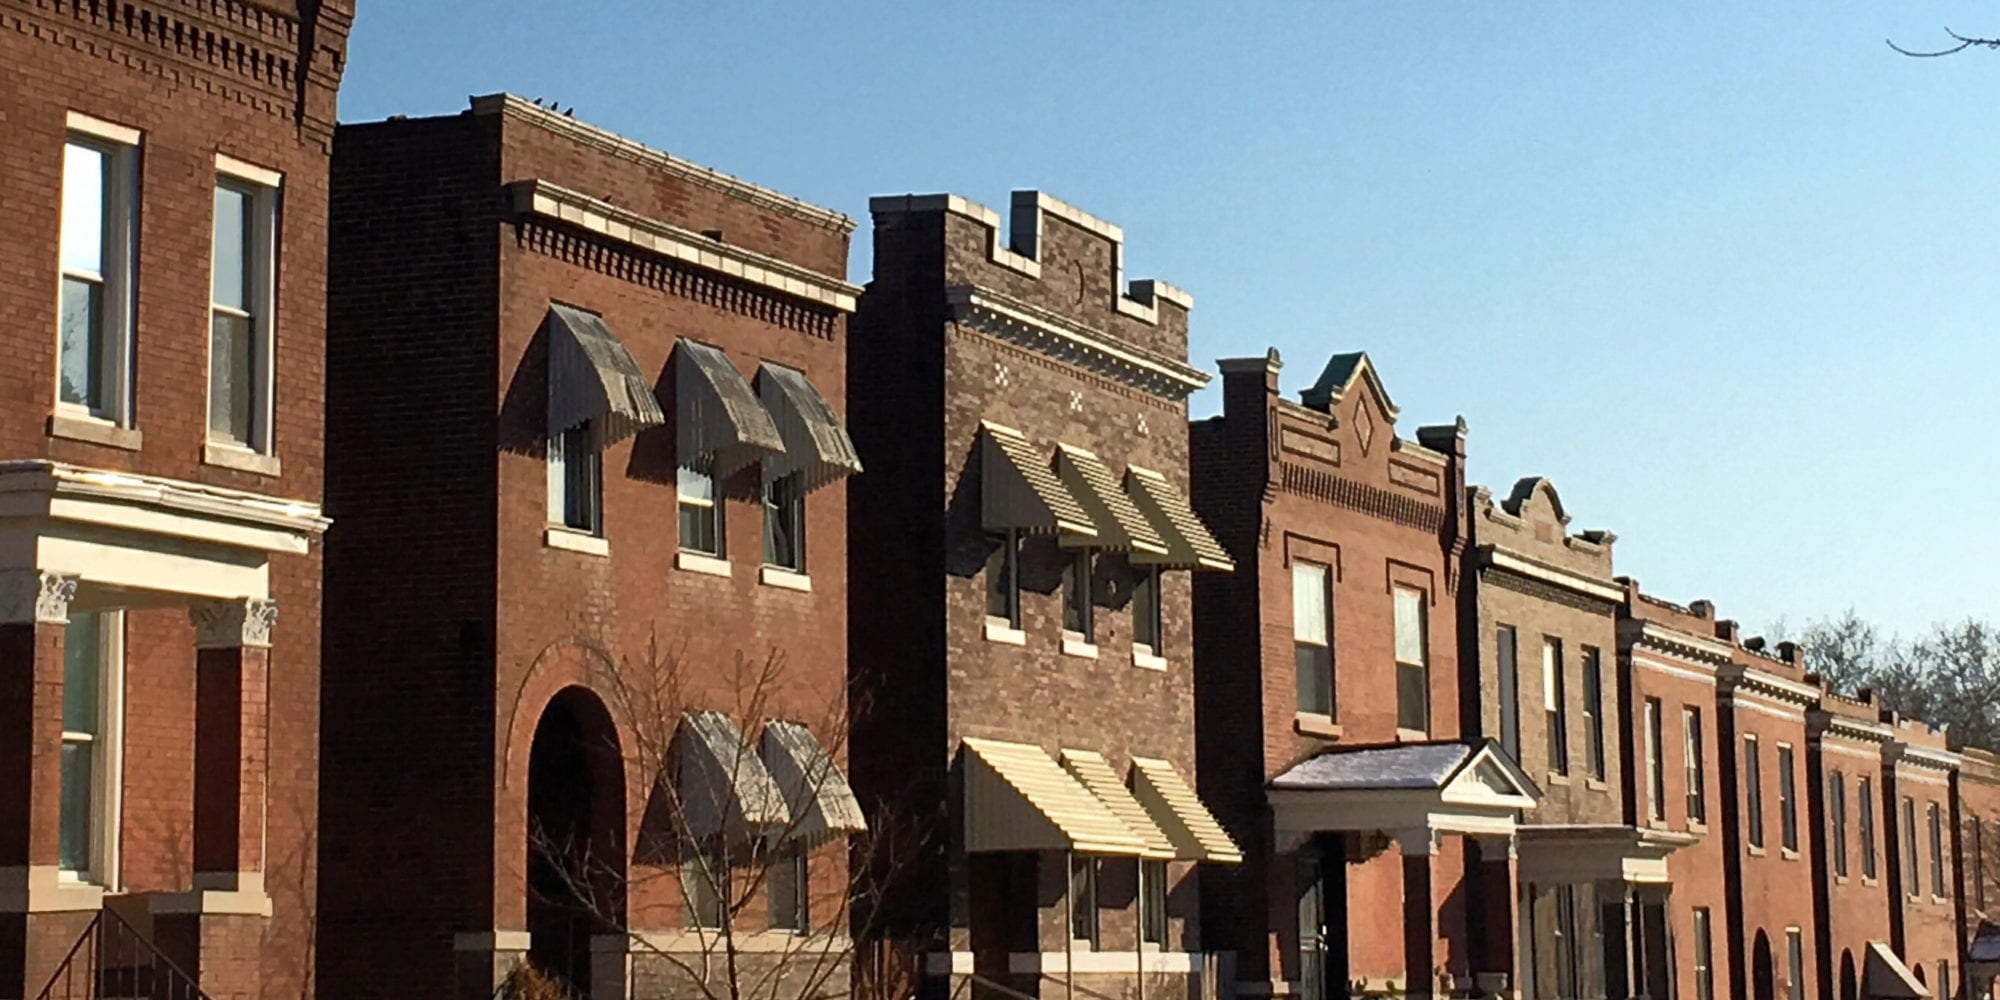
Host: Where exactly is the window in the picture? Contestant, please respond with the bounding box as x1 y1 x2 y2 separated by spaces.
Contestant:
677 464 723 556
1684 707 1706 824
1069 854 1098 947
1930 802 1947 897
683 842 726 929
1132 566 1162 656
1860 776 1878 879
1779 745 1798 852
1904 797 1921 894
1692 908 1714 1000
1140 859 1168 945
1645 698 1665 822
1582 647 1605 781
1497 626 1520 762
1544 638 1568 775
762 473 805 571
768 844 807 932
208 165 280 453
547 420 601 534
1394 587 1428 732
1553 885 1578 999
59 611 121 883
1292 561 1333 716
1062 549 1095 642
1831 771 1849 878
1939 962 1951 998
985 530 1021 628
1976 816 1986 910
1786 928 1804 1000
59 125 138 424
1744 735 1764 848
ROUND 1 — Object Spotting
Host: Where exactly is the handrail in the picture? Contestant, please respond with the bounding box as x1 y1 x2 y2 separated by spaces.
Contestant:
34 907 213 1000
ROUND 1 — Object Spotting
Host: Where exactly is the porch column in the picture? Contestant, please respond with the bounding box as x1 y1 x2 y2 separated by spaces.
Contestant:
1469 835 1519 999
187 598 277 893
1401 829 1439 1000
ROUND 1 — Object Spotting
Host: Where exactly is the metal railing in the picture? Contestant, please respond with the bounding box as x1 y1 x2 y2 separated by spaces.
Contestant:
33 908 211 1000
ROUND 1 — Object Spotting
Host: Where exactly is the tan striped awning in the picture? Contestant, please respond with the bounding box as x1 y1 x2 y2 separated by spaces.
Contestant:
1129 756 1243 863
545 304 665 443
675 339 785 479
1125 466 1234 572
980 423 1096 538
961 737 1146 856
1054 445 1168 556
756 362 862 493
760 720 867 848
1060 750 1176 860
677 711 790 840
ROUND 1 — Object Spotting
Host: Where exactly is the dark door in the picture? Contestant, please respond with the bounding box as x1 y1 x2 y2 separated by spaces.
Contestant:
1298 836 1350 1000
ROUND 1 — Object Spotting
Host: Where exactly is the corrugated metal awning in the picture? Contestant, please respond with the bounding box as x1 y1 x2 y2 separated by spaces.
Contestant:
1129 756 1243 863
756 362 862 492
759 720 867 848
545 304 665 443
1059 750 1176 860
961 737 1146 856
674 339 785 479
1124 465 1233 571
1864 941 1930 998
980 422 1096 538
1053 445 1168 556
677 711 790 840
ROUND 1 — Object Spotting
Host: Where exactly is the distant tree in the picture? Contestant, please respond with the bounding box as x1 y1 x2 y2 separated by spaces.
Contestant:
1777 611 2000 751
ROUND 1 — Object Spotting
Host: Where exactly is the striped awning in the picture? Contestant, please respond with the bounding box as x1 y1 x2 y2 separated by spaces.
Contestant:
677 711 790 840
1129 755 1243 863
545 304 665 443
756 363 862 493
961 737 1146 856
760 720 867 848
980 422 1095 538
1053 445 1168 556
1059 750 1176 859
1124 466 1234 572
674 339 785 479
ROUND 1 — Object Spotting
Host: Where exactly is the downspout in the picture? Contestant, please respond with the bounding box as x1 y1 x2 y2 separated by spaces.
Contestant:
1066 849 1077 1000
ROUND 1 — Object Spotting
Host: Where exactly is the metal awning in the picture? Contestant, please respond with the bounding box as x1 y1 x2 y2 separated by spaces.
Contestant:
674 339 785 479
756 363 862 492
1058 750 1176 860
545 304 665 443
1129 756 1243 863
759 720 867 847
1124 465 1233 571
1053 445 1168 555
961 737 1146 856
676 711 790 840
1865 941 1930 998
980 422 1096 538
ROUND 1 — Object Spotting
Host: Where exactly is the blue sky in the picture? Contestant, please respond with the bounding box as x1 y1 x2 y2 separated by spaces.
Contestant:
341 3 2000 637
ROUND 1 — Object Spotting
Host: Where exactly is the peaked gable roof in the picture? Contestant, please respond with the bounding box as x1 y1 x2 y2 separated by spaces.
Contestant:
1299 351 1400 421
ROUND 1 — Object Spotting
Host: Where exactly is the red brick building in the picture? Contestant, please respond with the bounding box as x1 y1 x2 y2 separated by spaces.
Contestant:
848 191 1240 1000
1190 351 1538 1000
1805 689 1902 1000
1883 718 1960 996
0 1 349 996
322 96 864 999
1956 748 2000 999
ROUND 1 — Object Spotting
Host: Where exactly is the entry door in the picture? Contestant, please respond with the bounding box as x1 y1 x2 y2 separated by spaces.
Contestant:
1299 836 1349 1000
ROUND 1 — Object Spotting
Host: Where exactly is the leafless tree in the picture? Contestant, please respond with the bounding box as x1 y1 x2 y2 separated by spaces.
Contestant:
1777 610 2000 750
1887 27 2000 57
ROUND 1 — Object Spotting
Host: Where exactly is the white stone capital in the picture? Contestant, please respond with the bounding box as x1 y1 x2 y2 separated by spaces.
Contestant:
189 598 278 649
1398 828 1441 856
0 571 78 626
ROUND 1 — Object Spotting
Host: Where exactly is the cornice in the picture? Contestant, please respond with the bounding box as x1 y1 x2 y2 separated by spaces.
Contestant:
1719 663 1821 708
1889 743 1960 774
1622 619 1734 666
1479 546 1623 604
0 461 328 536
945 285 1209 400
1808 710 1893 747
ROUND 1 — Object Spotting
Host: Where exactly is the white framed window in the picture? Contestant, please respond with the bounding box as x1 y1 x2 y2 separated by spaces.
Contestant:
1394 587 1428 733
547 420 601 535
1581 647 1606 781
768 843 808 932
1139 859 1168 945
1778 744 1798 852
1684 707 1706 824
1544 637 1567 775
677 464 723 556
1831 771 1849 878
761 473 805 572
1859 775 1878 879
985 530 1021 629
1692 907 1714 1000
208 156 281 455
1062 549 1094 643
57 115 140 426
1904 795 1921 894
1644 697 1665 822
59 610 123 887
1744 734 1762 847
1068 853 1098 948
1292 561 1334 716
1930 801 1947 897
1785 928 1804 1000
683 840 726 929
1497 626 1520 762
1132 565 1163 657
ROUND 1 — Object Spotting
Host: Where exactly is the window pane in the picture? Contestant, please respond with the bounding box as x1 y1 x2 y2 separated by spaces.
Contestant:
678 465 721 555
1786 931 1803 1000
1860 778 1877 878
1645 699 1665 820
62 142 107 276
211 184 252 311
769 848 805 931
59 741 93 873
985 533 1016 622
1779 747 1797 851
59 276 106 411
1746 738 1763 846
1069 855 1097 945
1063 551 1091 636
209 311 255 443
677 464 715 503
1394 588 1424 664
683 847 724 928
1292 562 1328 643
1397 662 1427 731
1133 569 1159 651
1497 627 1519 762
763 475 803 570
1141 860 1167 944
62 613 101 734
560 424 597 532
1296 644 1333 715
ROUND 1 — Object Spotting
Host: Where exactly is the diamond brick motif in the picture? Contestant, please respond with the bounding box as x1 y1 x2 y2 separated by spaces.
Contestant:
1069 391 1084 413
1355 399 1376 456
994 363 1010 387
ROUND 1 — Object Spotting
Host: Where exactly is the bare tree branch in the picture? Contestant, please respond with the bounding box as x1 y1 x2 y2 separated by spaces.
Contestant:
1888 27 2000 58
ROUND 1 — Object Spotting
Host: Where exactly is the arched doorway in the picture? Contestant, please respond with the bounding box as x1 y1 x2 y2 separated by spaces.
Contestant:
1840 949 1858 1000
1754 930 1776 1000
527 686 627 994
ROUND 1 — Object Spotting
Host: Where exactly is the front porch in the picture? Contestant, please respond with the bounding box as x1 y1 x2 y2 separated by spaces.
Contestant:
1514 825 1698 1000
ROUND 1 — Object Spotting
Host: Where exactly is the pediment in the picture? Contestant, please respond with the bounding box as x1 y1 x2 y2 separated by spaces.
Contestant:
1440 742 1542 808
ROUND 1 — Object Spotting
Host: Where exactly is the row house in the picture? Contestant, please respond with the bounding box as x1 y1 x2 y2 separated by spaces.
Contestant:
1190 351 1539 1000
847 191 1241 1000
320 98 866 1000
1958 748 2000 999
1882 716 1960 996
1807 689 1901 1000
0 1 350 997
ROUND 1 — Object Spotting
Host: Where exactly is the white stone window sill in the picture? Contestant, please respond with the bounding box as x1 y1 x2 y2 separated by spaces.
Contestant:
1294 713 1342 740
1747 845 1768 858
983 619 1026 645
1546 772 1572 787
49 412 142 451
1132 648 1167 671
1585 778 1610 791
203 441 281 476
545 527 608 556
1861 876 1880 888
676 551 732 577
1061 636 1099 660
1934 895 1950 905
759 566 811 591
1395 728 1428 742
1688 820 1709 835
147 887 273 917
1781 847 1801 861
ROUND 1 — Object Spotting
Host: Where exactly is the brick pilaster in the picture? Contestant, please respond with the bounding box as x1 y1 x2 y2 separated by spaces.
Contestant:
1401 831 1438 999
188 599 278 886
